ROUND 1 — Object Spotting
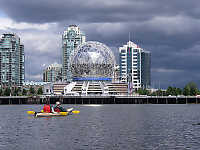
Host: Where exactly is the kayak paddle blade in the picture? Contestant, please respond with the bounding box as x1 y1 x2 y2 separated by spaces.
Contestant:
59 112 68 116
67 108 74 112
72 110 80 114
27 111 35 115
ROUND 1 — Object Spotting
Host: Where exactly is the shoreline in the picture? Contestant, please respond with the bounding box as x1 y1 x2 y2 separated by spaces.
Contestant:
0 95 199 104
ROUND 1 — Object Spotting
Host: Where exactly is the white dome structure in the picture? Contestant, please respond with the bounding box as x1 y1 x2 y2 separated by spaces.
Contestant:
70 41 116 81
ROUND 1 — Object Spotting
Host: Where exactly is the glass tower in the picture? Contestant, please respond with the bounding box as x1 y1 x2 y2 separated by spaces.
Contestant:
62 25 86 82
141 51 151 89
119 41 151 90
0 33 25 86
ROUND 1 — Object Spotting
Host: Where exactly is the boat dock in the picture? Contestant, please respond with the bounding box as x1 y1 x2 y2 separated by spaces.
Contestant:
0 95 199 104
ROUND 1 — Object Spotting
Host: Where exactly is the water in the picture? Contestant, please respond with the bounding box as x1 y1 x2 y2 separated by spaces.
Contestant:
0 104 200 150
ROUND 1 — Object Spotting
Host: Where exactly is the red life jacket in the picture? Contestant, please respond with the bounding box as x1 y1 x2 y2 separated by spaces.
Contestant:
43 104 51 113
54 107 61 112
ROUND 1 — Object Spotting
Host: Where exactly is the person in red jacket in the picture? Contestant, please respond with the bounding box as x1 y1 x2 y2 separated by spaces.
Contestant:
43 104 51 113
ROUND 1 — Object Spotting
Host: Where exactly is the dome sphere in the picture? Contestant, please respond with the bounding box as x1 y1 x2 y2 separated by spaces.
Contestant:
70 41 116 80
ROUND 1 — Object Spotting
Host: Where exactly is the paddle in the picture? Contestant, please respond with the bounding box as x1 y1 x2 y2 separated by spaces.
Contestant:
72 110 80 114
67 107 74 112
66 108 80 114
27 111 35 115
59 112 68 115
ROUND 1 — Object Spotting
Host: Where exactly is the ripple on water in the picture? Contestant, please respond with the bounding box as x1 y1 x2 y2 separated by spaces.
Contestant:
0 104 200 149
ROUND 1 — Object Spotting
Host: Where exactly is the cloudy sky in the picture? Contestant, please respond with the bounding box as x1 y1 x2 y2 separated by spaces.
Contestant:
0 0 199 88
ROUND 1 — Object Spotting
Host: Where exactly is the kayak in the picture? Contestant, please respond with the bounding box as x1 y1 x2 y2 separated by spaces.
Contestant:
35 112 68 117
27 107 80 117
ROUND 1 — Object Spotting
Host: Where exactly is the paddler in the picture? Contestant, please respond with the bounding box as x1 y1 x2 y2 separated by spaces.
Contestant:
52 101 66 112
43 103 51 113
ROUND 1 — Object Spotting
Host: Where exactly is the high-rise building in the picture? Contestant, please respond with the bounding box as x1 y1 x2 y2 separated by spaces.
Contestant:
119 41 151 90
0 33 25 86
43 63 62 82
62 25 86 82
141 50 151 89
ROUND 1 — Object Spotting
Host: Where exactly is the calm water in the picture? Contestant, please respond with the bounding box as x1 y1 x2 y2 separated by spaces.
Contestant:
0 104 200 150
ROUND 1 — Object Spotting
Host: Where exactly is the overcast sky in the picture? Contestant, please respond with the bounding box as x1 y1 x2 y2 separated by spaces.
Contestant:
0 0 200 88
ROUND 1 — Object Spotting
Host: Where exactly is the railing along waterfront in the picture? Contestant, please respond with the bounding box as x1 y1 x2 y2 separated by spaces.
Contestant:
0 95 199 104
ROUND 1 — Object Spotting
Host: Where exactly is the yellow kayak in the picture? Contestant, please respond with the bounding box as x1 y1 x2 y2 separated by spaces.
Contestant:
27 108 80 117
27 111 68 117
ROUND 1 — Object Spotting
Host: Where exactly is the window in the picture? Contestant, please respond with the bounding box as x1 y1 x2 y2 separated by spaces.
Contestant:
121 50 126 53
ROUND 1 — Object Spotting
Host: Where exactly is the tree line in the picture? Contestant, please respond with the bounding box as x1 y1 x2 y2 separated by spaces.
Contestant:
136 82 200 96
0 86 43 96
0 82 199 96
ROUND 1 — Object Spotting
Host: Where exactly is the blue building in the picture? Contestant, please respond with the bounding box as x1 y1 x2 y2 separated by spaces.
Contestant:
0 33 24 86
119 41 151 90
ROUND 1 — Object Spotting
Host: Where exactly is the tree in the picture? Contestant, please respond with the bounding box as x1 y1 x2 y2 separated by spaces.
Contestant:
183 85 190 96
172 87 177 96
29 86 35 95
37 87 43 95
22 88 27 96
183 82 199 96
166 86 180 96
137 88 144 95
144 89 150 95
166 86 173 95
188 82 199 96
176 88 182 96
136 88 150 95
0 88 3 96
4 87 11 96
13 87 19 96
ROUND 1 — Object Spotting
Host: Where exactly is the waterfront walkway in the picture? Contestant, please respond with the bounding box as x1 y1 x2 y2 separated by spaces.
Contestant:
0 95 199 104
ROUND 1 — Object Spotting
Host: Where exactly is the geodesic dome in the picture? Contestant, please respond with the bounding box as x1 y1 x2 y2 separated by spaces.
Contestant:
70 41 116 80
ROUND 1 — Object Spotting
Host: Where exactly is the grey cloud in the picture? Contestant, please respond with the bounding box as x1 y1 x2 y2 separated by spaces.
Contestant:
0 0 200 88
1 0 200 23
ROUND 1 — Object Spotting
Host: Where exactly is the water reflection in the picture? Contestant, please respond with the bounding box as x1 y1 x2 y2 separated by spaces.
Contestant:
0 104 200 149
82 104 102 107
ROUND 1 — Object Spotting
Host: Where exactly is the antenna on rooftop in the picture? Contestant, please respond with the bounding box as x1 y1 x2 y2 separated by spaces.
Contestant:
132 32 134 42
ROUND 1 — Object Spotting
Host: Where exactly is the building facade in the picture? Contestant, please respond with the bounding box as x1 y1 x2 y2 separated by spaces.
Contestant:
119 41 151 91
141 50 151 89
62 25 86 82
43 63 62 82
0 33 25 86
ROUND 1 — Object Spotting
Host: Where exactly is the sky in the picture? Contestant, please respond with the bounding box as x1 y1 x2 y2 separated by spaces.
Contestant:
0 0 200 89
